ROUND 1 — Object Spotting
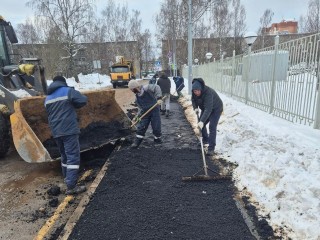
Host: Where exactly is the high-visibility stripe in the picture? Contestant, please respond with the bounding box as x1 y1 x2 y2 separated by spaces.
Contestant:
45 96 68 105
61 163 79 169
67 165 79 169
154 136 161 139
136 134 144 139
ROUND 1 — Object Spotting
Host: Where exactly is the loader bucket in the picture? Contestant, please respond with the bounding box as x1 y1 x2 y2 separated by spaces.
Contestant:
10 89 133 163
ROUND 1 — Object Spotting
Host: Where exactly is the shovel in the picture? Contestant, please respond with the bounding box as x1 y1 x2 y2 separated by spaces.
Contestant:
130 102 160 128
130 94 169 128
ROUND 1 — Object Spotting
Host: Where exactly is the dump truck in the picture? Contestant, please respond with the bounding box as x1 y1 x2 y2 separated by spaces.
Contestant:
110 56 136 88
0 16 132 163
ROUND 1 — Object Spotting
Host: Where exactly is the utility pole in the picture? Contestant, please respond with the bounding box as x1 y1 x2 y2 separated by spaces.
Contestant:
187 0 193 95
171 1 177 77
173 16 177 77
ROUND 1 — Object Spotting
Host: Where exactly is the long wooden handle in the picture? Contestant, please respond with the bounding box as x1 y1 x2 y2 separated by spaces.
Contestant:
130 102 159 128
130 93 172 128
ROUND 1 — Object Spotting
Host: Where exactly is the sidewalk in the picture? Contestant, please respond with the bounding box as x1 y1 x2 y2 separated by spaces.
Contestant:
67 99 256 240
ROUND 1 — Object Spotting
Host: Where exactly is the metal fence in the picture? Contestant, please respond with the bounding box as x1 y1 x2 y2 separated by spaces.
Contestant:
183 33 320 129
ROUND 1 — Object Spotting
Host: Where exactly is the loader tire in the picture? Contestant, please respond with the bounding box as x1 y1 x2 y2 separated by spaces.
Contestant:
0 112 10 158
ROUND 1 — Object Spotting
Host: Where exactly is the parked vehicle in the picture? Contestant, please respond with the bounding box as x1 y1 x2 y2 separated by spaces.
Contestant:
110 56 136 88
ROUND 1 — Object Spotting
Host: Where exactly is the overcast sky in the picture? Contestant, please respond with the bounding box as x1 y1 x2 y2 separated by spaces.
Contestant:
2 0 310 34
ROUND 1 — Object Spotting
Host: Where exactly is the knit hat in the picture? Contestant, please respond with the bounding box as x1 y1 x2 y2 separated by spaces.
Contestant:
128 80 140 90
192 81 202 91
53 75 66 82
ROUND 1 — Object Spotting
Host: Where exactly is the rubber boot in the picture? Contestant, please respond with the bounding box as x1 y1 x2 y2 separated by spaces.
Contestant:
66 185 86 195
165 110 170 118
206 149 215 156
131 138 143 148
154 137 162 144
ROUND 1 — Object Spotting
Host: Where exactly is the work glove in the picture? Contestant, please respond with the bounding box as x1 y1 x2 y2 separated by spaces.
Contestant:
157 99 163 105
197 121 204 129
194 108 199 114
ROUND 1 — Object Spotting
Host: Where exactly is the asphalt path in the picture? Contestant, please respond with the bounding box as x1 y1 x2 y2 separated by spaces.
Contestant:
68 98 255 240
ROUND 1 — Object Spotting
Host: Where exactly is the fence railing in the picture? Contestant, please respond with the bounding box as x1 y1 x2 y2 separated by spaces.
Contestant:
183 33 320 129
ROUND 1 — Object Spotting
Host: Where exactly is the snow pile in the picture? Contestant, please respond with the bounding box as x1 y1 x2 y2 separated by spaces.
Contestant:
47 73 113 91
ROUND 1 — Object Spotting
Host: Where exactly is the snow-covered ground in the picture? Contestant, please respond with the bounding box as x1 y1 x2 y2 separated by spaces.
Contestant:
46 73 112 91
204 94 319 239
180 78 320 240
12 73 320 239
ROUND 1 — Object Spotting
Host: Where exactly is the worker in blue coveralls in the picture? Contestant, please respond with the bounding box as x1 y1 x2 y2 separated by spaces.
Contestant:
149 73 158 84
173 76 185 97
45 76 87 195
128 80 163 148
191 78 223 156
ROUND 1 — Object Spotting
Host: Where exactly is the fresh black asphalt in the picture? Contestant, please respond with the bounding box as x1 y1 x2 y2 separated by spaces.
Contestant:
68 98 256 240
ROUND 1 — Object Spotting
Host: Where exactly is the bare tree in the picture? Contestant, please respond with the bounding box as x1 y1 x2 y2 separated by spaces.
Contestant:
16 20 40 44
156 0 211 40
101 0 132 42
26 0 95 79
99 0 145 75
230 0 246 55
155 0 180 75
259 9 274 48
135 29 153 77
80 17 105 43
155 0 212 72
301 0 320 33
210 0 232 59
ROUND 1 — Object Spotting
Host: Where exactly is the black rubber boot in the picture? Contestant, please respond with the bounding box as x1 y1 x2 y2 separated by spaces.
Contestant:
165 110 170 118
66 185 86 195
206 149 215 156
131 138 143 148
154 137 162 144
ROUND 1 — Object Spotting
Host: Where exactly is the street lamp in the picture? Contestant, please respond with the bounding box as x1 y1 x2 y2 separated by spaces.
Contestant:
205 52 213 62
244 32 258 52
194 58 199 65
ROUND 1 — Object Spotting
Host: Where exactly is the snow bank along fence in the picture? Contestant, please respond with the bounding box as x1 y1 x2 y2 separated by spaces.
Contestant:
183 33 320 129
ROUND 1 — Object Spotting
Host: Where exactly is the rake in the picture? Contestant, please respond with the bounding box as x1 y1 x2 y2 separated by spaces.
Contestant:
182 113 232 181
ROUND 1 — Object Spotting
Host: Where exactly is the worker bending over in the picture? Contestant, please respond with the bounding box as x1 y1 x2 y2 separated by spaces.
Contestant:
45 76 87 195
128 80 163 148
192 78 223 156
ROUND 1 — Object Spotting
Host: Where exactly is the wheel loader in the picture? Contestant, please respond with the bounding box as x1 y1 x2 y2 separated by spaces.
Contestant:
0 16 132 162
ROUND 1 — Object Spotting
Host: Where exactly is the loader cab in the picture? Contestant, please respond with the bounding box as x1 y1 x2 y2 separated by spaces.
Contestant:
0 16 18 68
0 22 11 68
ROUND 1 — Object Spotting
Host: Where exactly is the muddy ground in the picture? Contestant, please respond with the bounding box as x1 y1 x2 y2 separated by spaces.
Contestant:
0 87 135 240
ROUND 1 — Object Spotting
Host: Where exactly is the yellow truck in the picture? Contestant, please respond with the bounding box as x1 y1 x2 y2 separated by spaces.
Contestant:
110 56 136 88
